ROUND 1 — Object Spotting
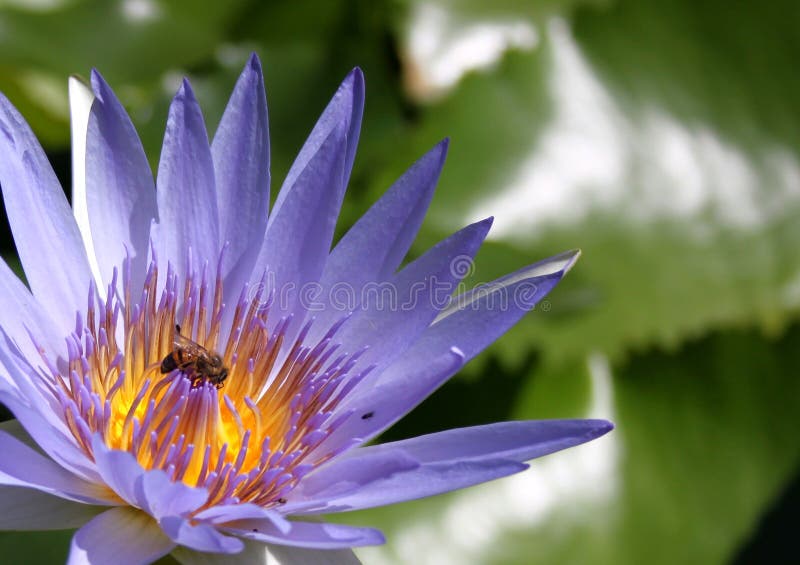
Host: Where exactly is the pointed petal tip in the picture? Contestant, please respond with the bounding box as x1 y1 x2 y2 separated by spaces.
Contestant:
527 248 581 281
242 52 265 86
87 69 114 103
340 68 365 105
175 77 197 102
468 216 494 240
424 137 450 165
561 248 581 275
468 215 493 230
69 74 90 90
406 139 449 185
595 418 615 435
349 66 365 83
68 75 93 104
247 51 262 70
572 418 615 441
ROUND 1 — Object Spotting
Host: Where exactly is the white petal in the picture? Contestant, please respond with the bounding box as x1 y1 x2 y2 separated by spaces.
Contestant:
69 75 104 296
0 430 115 505
0 485 101 530
434 248 581 322
0 417 40 452
68 507 175 565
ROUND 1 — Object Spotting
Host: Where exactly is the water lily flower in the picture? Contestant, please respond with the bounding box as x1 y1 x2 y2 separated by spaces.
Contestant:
0 54 612 564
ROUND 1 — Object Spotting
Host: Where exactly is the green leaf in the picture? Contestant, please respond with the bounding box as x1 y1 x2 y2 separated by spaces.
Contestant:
384 4 800 364
0 0 248 147
573 0 800 153
0 531 74 564
394 0 601 36
353 324 800 564
0 0 246 81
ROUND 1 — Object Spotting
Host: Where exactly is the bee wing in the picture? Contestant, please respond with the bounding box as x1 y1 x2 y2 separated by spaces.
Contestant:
173 332 209 357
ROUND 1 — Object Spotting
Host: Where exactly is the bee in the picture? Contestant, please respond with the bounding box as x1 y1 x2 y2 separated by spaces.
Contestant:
160 325 228 389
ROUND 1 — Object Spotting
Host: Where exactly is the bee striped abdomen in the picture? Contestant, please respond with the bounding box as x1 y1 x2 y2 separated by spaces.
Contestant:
160 353 178 374
159 325 229 388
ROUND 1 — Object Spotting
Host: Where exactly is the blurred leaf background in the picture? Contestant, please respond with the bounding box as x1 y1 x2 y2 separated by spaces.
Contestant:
0 0 798 563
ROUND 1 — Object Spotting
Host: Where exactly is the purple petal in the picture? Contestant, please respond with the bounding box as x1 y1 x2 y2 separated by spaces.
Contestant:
250 70 363 323
0 417 38 450
212 53 270 292
0 94 93 335
273 69 363 216
252 121 347 320
321 139 447 287
310 347 464 460
85 70 157 293
161 516 244 554
330 250 580 446
295 419 611 514
0 486 102 530
282 449 419 514
0 430 113 504
194 503 291 534
295 459 527 515
68 507 175 565
432 249 581 345
306 138 451 340
139 468 210 519
334 217 492 372
367 419 614 463
92 436 208 516
0 419 96 504
0 256 61 368
225 520 384 550
156 79 219 279
0 380 102 484
91 435 146 507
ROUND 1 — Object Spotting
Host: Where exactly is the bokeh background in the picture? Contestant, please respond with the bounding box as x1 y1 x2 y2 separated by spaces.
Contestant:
0 0 798 563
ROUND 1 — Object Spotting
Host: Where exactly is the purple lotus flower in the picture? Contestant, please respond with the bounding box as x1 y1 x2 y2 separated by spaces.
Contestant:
0 54 612 564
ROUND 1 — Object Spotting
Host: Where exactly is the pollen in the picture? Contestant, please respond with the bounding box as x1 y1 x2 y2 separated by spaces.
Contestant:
32 253 373 509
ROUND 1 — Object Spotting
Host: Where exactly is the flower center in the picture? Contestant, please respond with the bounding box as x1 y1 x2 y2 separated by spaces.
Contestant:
34 255 372 509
